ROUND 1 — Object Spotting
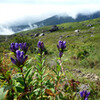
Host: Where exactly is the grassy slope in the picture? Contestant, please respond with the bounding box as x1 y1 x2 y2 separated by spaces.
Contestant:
0 18 100 78
34 18 100 76
0 18 100 100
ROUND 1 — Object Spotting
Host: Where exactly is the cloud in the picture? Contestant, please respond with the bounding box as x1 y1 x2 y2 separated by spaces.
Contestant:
1 0 100 4
0 25 14 35
0 3 100 25
0 0 100 35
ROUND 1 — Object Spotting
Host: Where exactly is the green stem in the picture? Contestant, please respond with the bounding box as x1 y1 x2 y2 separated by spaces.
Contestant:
41 73 43 100
7 75 14 100
40 54 43 100
20 67 27 92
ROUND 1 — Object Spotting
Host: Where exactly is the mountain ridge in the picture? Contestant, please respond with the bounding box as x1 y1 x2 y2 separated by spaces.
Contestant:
1 11 100 34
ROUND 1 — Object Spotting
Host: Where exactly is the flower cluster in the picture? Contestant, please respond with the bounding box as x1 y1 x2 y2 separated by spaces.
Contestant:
19 43 28 54
57 40 66 58
80 90 90 100
10 43 28 67
10 42 28 54
10 43 19 53
11 50 28 67
37 41 44 54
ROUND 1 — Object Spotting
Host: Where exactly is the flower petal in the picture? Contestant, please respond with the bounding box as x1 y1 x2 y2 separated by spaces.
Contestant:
59 52 63 58
80 91 83 98
86 92 90 97
11 57 17 65
85 97 88 100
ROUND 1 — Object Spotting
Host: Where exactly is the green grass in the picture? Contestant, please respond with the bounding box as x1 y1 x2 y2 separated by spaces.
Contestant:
0 18 100 99
0 17 100 78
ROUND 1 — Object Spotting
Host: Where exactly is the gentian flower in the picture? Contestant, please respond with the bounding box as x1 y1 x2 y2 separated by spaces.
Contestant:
19 43 28 54
80 90 90 100
37 41 44 54
10 43 19 53
11 50 28 67
57 40 66 58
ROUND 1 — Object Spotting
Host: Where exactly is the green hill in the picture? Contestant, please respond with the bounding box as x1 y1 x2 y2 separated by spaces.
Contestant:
0 17 100 74
0 18 100 100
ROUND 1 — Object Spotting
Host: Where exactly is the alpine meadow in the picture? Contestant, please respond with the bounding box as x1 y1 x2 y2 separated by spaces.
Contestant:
0 17 100 100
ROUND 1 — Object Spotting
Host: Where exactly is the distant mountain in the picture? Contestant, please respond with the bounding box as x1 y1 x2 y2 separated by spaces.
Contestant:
9 24 38 33
34 11 100 26
33 15 75 26
76 11 100 21
6 11 100 34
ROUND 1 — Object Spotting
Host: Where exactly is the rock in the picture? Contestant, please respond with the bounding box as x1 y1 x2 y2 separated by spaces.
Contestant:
73 69 81 73
26 33 29 35
49 25 59 32
66 35 70 38
59 36 63 39
30 35 33 37
90 27 95 29
60 27 64 30
87 24 93 27
41 30 46 33
90 32 94 34
20 34 23 36
74 29 80 33
39 33 45 36
71 34 75 36
69 26 73 29
91 35 94 37
82 23 85 26
34 33 40 37
94 76 99 80
79 84 90 90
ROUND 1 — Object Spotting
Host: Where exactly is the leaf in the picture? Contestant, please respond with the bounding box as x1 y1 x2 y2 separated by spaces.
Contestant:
25 68 32 80
15 77 25 86
45 89 55 97
0 87 8 100
28 71 36 84
37 62 42 67
3 85 13 92
57 64 61 72
16 86 24 92
25 58 32 66
52 69 57 75
42 60 45 66
17 91 31 100
35 65 40 71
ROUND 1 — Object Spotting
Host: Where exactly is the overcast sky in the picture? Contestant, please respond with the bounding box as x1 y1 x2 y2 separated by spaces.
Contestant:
0 0 100 25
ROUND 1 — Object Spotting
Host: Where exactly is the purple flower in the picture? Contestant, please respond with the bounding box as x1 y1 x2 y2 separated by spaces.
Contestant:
11 57 17 65
19 43 28 53
59 52 63 58
10 43 19 53
37 41 44 54
57 40 66 58
80 90 90 100
11 50 28 67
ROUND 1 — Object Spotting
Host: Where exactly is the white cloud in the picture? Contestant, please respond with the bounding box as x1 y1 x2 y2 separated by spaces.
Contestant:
1 0 100 4
0 3 100 25
0 25 14 35
0 0 100 25
0 0 100 35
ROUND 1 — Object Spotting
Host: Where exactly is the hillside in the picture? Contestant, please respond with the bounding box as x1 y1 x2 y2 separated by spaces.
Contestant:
3 11 100 34
0 18 100 99
34 11 100 26
0 17 100 76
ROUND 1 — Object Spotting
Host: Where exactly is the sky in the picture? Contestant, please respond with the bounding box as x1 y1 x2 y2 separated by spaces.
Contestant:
0 0 100 26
